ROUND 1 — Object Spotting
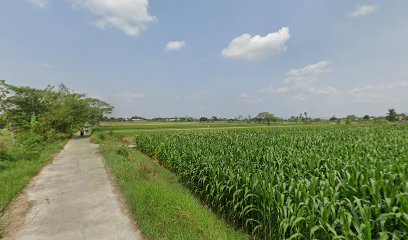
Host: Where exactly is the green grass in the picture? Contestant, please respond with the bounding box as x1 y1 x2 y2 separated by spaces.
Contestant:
96 122 329 139
96 136 248 240
0 140 67 215
98 121 280 132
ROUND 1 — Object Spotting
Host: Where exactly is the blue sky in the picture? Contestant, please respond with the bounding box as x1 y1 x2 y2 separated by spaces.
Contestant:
1 1 407 118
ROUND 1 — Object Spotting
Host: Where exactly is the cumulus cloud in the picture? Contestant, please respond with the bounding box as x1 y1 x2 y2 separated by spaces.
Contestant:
260 61 336 101
284 61 331 88
349 80 408 103
165 41 186 52
346 79 408 110
221 27 290 61
260 87 290 94
71 0 156 37
29 0 48 8
350 4 378 18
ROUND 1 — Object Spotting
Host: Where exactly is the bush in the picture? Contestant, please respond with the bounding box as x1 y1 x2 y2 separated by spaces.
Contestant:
93 131 113 143
43 129 69 142
116 145 130 158
0 161 9 171
0 139 8 153
0 139 12 161
15 132 44 147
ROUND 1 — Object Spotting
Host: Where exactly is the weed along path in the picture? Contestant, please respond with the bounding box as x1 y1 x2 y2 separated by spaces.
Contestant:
12 137 142 240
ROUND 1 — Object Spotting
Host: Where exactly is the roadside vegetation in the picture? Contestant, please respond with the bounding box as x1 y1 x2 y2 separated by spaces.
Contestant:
92 132 247 240
122 124 407 239
0 81 112 226
0 132 66 215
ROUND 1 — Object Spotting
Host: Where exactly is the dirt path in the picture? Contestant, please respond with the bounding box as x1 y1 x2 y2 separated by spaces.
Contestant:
9 137 143 240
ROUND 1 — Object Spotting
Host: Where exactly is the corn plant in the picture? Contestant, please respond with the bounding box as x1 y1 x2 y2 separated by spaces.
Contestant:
133 125 408 239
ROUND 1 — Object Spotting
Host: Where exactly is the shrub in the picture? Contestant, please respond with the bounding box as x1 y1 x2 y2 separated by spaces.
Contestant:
116 145 130 158
0 139 12 161
15 132 44 147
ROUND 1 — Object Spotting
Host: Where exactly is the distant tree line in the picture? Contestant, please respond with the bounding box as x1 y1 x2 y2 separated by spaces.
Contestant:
328 109 407 124
108 109 408 124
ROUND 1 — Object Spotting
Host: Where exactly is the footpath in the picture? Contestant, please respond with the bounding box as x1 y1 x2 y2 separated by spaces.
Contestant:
8 137 142 240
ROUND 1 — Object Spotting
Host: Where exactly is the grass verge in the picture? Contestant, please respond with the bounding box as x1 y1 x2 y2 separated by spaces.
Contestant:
95 135 248 240
0 140 67 222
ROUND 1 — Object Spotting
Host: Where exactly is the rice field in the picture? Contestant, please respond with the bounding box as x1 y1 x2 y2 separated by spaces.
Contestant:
132 124 408 239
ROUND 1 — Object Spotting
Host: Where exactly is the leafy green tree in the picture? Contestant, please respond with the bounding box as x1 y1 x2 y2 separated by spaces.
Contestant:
386 109 398 122
255 112 281 123
84 98 113 125
329 115 337 121
0 81 113 136
346 115 357 124
199 117 208 122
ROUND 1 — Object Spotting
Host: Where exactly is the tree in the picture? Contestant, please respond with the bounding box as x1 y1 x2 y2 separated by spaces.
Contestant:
0 81 113 136
363 115 370 120
85 98 113 125
0 80 15 143
329 115 337 121
199 117 208 122
386 109 398 122
346 115 357 124
255 112 281 123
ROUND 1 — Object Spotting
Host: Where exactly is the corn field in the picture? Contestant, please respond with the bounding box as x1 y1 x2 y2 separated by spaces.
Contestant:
134 125 408 239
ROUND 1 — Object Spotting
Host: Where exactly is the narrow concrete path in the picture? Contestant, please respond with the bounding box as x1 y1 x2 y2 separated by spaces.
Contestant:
14 137 142 240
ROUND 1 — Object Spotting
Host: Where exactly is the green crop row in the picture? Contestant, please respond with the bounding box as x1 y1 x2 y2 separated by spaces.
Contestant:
133 125 408 239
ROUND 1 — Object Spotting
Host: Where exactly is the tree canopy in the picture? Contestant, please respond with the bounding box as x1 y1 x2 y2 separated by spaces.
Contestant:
255 112 282 123
0 81 113 137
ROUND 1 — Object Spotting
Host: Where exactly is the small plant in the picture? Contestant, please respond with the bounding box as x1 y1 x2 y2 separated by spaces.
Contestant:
116 145 130 158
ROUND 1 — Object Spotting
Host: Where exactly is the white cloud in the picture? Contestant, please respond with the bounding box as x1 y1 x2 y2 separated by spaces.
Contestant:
346 79 408 110
29 0 48 8
260 87 290 94
71 0 156 37
284 61 330 88
239 93 262 103
350 80 408 94
165 41 186 52
239 93 250 99
260 61 336 100
350 4 378 18
221 27 290 61
117 92 145 99
308 86 336 96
